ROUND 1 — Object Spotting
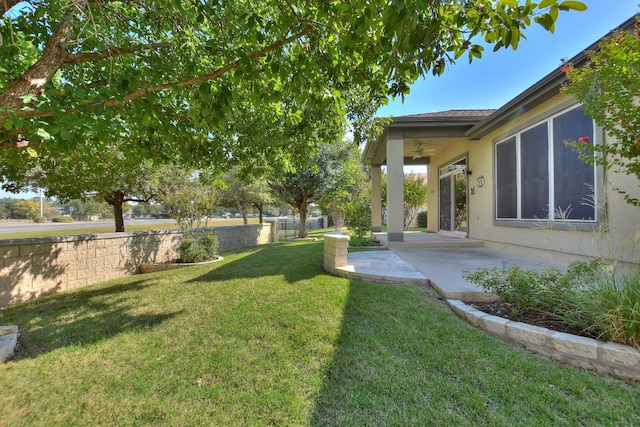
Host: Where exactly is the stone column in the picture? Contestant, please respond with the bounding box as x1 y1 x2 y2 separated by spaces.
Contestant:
323 233 350 273
386 131 405 242
371 164 382 233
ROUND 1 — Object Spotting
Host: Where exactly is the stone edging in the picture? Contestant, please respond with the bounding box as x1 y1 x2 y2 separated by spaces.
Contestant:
447 299 640 381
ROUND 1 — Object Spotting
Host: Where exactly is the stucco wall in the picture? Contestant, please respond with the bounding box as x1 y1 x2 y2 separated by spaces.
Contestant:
0 223 273 307
428 94 640 267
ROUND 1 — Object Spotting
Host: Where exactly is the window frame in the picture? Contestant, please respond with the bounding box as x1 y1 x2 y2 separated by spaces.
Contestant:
492 103 605 231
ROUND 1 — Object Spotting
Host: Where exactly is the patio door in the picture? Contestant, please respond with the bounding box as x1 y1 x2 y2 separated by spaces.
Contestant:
439 158 468 234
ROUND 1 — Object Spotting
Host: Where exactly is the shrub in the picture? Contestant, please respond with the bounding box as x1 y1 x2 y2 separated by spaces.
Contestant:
462 261 602 317
179 231 218 263
349 237 380 247
345 197 371 239
564 269 640 348
416 211 428 228
52 215 74 223
464 260 640 347
33 216 47 223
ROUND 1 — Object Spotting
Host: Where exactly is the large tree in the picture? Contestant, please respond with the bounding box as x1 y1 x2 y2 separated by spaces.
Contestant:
217 167 274 224
0 1 585 163
562 18 640 206
4 140 167 232
270 137 360 238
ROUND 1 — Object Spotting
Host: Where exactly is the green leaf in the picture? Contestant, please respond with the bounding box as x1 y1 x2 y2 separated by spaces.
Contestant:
558 1 587 11
539 0 556 8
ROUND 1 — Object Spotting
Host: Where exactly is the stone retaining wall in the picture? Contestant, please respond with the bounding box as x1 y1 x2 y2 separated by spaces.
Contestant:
0 223 273 307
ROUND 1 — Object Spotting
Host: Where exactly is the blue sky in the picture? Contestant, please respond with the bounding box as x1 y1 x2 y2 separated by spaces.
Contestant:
378 1 639 117
2 1 638 199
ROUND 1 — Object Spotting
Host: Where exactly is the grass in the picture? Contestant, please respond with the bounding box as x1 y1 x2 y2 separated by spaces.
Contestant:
0 234 639 426
0 218 258 240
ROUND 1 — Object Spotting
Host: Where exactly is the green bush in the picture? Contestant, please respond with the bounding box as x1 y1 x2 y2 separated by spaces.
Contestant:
564 270 640 348
33 216 47 223
345 198 371 239
179 231 218 263
416 211 428 228
52 215 74 223
463 264 569 316
464 260 640 347
349 237 380 247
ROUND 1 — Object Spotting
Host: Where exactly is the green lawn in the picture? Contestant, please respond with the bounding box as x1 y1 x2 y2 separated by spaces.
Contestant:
0 235 638 426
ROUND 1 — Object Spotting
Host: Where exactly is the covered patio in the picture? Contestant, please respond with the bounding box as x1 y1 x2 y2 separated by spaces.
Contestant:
361 110 494 242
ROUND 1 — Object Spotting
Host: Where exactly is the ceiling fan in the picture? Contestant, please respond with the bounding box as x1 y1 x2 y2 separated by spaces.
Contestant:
412 143 424 159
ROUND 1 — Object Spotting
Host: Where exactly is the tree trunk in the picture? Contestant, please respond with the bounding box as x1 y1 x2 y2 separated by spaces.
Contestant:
241 205 248 225
108 191 126 232
298 203 308 239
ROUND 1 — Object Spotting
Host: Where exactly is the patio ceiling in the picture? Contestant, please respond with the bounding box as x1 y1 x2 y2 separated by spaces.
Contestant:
362 110 494 166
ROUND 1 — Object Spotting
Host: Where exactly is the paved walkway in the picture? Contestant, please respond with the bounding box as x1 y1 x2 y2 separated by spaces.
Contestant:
337 232 561 302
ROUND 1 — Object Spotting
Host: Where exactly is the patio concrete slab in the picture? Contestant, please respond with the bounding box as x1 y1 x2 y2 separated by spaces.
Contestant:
390 246 561 302
336 235 562 302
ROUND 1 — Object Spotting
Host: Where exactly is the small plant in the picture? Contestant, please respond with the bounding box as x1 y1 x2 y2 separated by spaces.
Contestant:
564 269 640 348
33 216 47 223
158 178 219 263
52 215 74 223
464 260 640 347
345 197 371 239
349 236 380 247
416 210 428 228
178 230 218 263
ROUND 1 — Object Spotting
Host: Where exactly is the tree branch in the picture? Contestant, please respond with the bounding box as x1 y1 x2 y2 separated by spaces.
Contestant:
106 25 314 106
1 0 23 15
3 24 314 119
64 42 172 65
0 1 87 111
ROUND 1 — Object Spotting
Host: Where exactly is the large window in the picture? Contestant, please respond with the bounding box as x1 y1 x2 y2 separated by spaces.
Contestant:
495 105 596 222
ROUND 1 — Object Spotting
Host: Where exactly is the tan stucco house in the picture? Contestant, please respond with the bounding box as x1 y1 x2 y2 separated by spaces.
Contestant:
362 16 640 269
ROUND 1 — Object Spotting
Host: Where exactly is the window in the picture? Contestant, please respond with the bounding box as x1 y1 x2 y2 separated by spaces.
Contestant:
495 105 596 222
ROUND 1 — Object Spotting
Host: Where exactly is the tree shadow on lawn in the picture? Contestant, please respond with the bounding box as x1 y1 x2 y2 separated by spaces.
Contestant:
187 240 326 285
309 279 640 426
0 279 182 360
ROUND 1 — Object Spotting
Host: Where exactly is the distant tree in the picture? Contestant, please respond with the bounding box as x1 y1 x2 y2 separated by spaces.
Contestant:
62 198 109 220
217 167 274 224
563 19 640 206
403 174 428 230
317 139 369 230
13 199 39 219
380 173 428 230
3 141 172 232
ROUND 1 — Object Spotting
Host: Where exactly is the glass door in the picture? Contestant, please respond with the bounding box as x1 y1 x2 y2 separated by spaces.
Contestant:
439 158 468 234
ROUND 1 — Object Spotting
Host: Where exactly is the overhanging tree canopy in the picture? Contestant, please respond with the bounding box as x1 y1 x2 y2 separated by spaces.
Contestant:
1 1 586 160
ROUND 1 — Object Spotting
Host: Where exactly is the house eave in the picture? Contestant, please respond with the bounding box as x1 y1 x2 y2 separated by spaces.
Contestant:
466 14 638 140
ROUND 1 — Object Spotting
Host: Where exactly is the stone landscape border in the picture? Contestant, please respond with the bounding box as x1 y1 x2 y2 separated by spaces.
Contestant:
447 299 640 381
322 235 640 381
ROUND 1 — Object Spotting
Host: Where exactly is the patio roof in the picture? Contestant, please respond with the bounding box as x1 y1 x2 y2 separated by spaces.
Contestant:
362 109 494 166
363 14 639 165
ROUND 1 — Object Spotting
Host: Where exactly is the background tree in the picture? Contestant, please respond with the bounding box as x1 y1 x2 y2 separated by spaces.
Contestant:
0 1 584 180
269 136 357 238
3 139 172 231
317 139 369 230
12 199 39 219
403 174 429 230
61 198 110 220
217 167 274 224
563 18 640 206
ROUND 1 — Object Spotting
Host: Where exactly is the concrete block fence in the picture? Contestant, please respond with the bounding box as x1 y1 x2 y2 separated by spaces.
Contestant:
0 223 273 307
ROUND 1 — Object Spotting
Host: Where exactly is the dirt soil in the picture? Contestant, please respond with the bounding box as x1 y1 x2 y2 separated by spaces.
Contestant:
470 302 599 340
